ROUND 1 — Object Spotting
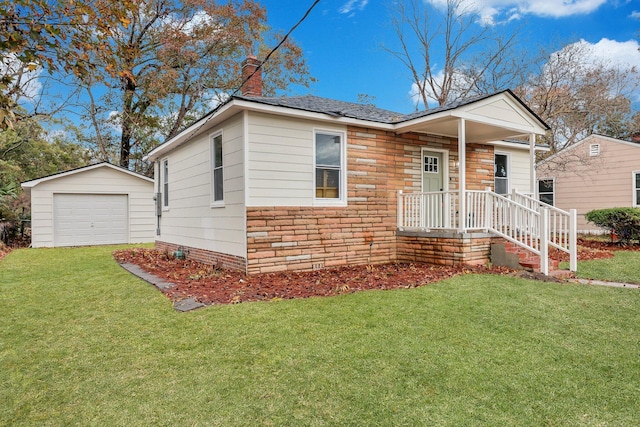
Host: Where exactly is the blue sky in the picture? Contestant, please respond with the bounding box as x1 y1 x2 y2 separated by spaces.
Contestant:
260 0 640 114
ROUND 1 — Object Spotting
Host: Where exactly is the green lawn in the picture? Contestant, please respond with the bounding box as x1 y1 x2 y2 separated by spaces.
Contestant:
1 246 640 426
570 250 640 284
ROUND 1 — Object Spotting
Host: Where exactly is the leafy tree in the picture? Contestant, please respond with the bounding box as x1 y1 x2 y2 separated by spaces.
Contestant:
0 0 135 129
0 117 90 221
75 0 314 170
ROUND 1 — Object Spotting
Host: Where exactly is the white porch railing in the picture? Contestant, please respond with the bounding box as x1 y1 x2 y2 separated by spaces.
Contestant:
397 190 577 275
507 190 577 272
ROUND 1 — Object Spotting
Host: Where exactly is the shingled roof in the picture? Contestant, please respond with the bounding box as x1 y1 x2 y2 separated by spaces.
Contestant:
234 94 405 123
147 90 549 161
233 91 526 125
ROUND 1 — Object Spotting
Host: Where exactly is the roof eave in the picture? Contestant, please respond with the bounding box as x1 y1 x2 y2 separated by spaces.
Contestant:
21 162 153 189
144 99 396 161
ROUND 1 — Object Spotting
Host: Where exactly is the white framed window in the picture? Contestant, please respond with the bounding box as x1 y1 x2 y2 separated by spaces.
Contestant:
314 129 346 205
634 171 640 206
211 132 224 205
590 144 600 156
494 152 509 195
162 158 169 209
424 156 439 173
538 178 554 206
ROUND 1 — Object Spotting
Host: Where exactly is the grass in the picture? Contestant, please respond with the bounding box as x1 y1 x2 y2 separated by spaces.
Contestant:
2 246 640 426
568 250 640 284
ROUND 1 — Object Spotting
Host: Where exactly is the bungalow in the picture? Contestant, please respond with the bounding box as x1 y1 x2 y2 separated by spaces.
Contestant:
536 134 640 233
145 57 576 275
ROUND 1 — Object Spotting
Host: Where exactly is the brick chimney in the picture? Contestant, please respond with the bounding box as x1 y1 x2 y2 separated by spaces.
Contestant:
241 55 262 97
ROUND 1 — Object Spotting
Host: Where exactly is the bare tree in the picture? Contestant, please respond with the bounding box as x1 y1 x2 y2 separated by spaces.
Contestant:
515 42 640 153
383 0 521 109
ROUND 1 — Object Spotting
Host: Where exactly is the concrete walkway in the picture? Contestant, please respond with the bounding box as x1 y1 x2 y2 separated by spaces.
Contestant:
119 263 205 312
567 278 640 289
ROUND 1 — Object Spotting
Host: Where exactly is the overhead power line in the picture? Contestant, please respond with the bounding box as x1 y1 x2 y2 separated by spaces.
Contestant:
230 0 320 98
171 0 321 148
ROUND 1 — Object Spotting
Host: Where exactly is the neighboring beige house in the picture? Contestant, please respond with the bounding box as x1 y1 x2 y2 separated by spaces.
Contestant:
536 134 640 233
143 58 572 275
22 163 155 247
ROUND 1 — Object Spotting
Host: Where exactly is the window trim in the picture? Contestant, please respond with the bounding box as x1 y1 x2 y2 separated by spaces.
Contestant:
210 131 224 207
162 158 169 210
313 128 347 206
494 151 510 195
633 171 640 207
537 177 555 206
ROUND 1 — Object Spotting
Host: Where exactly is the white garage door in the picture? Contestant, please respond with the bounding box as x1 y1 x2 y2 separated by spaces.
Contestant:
53 194 129 246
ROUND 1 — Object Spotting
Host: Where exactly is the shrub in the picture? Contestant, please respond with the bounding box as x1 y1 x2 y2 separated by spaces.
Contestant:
585 207 640 245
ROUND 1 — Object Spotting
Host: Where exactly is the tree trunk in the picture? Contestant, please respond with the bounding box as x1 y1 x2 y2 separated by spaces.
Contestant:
119 79 135 169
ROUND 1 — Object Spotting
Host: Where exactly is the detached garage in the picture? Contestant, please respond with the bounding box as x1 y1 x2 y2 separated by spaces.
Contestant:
22 163 155 248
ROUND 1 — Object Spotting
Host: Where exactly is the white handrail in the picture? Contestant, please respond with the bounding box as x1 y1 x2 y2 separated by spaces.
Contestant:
508 190 577 272
397 190 578 274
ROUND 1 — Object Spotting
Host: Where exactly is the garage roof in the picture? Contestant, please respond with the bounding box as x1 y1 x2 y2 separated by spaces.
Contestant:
21 162 153 194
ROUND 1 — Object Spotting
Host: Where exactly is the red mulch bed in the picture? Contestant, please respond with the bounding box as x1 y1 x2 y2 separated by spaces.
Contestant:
0 243 10 261
113 248 515 305
113 238 628 306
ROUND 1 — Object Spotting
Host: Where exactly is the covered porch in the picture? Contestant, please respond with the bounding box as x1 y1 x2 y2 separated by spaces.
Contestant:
392 91 577 275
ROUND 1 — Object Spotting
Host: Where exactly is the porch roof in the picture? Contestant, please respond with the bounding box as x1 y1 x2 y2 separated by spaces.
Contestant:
394 90 549 142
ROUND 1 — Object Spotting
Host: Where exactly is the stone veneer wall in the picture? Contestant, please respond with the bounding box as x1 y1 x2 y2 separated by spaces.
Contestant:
466 143 495 190
396 231 494 266
245 127 496 275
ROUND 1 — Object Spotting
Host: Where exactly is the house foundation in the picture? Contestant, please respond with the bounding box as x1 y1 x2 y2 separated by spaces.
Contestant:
397 231 494 266
155 241 247 272
156 231 496 275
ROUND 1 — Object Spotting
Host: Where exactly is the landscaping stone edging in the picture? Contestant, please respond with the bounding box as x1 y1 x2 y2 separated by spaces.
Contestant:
118 262 205 311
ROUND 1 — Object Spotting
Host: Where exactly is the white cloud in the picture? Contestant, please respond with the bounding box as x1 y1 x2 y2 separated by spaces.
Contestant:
631 10 640 19
545 38 640 101
573 38 640 69
408 69 475 109
0 54 43 102
426 0 608 25
407 38 640 108
339 0 369 15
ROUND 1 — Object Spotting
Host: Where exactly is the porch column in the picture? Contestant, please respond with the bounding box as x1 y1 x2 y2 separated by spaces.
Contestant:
458 118 466 232
529 133 536 195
